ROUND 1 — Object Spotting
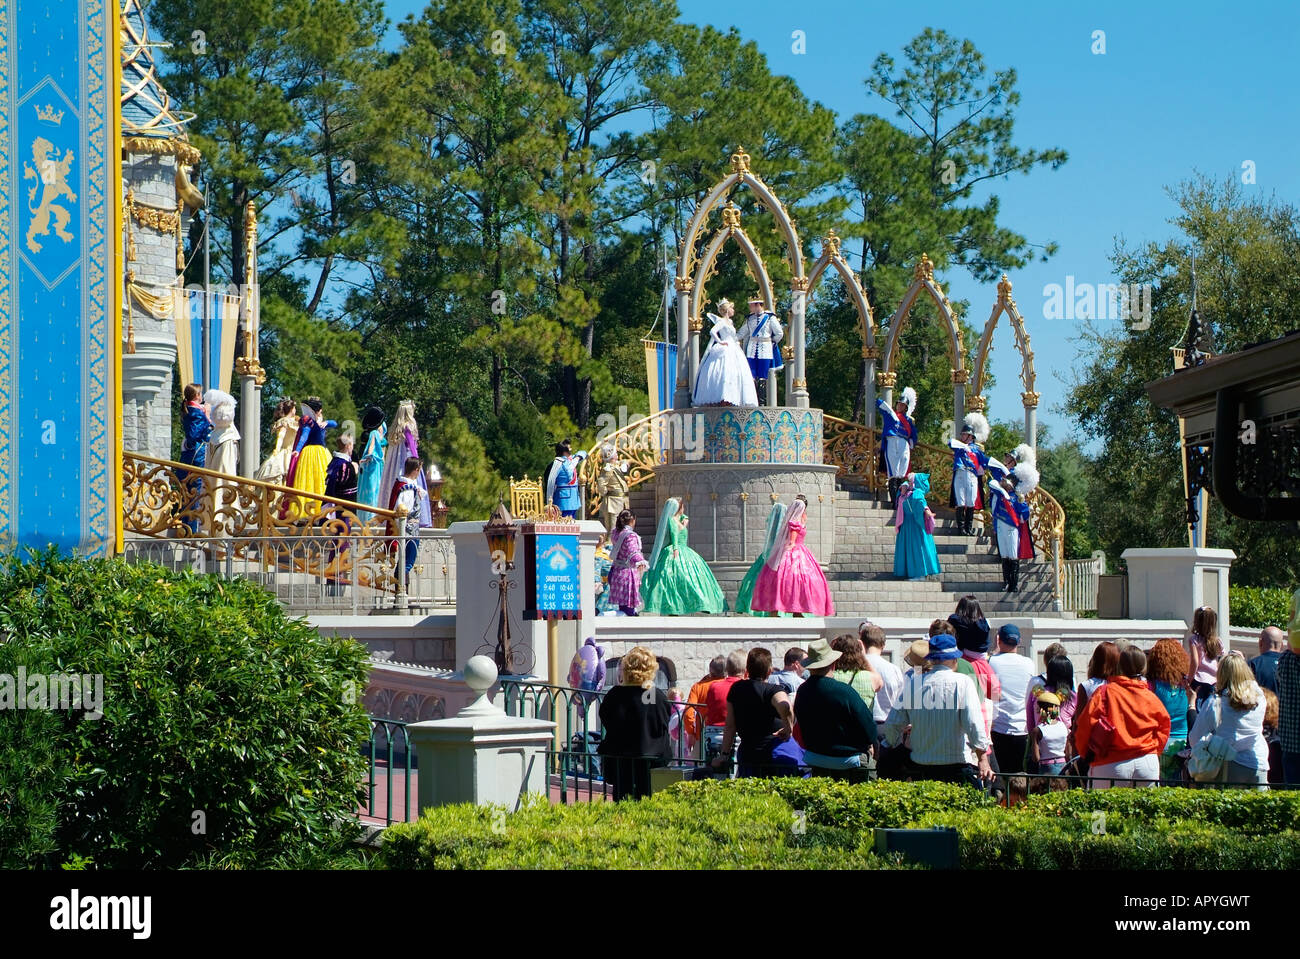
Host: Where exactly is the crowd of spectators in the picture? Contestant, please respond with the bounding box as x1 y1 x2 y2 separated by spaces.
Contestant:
595 600 1300 797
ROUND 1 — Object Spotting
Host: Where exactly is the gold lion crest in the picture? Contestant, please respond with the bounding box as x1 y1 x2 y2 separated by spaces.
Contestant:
23 136 77 254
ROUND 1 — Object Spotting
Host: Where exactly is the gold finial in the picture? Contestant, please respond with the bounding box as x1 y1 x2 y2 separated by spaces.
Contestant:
674 275 694 293
966 395 987 412
721 201 741 231
823 230 841 256
877 371 898 389
997 273 1012 300
914 254 934 283
730 146 751 173
951 368 969 385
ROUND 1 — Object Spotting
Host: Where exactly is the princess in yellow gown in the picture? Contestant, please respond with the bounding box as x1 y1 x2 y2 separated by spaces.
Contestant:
255 398 298 485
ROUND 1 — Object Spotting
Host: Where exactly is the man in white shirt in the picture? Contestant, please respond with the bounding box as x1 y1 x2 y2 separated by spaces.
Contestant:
988 624 1035 775
883 635 993 787
860 623 903 727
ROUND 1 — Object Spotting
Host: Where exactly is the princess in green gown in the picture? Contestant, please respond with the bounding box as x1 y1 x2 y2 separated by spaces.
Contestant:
734 501 787 615
641 497 727 615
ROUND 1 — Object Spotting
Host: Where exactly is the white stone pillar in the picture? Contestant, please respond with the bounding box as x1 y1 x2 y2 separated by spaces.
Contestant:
406 656 556 812
1121 547 1237 632
864 350 878 421
239 372 260 477
791 286 808 408
673 282 692 409
1023 392 1040 450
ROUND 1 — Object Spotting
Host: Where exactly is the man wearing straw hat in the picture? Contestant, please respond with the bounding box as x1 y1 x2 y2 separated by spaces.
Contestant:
883 635 994 788
791 638 877 781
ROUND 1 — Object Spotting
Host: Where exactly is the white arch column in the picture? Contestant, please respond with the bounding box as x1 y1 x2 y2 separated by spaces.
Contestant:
790 279 809 408
673 277 692 409
952 369 967 431
1023 391 1040 449
863 346 878 422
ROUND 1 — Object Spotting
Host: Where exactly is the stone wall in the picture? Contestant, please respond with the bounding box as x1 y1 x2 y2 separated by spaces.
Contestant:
121 150 181 459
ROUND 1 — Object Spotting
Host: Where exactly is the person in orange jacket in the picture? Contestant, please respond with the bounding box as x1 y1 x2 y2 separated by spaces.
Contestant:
1073 646 1170 788
683 655 726 748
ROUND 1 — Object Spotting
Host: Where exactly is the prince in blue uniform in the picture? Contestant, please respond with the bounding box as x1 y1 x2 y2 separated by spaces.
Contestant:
545 439 589 518
946 413 990 536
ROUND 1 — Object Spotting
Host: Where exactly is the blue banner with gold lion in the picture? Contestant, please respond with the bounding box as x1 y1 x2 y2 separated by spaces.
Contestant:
1 0 121 555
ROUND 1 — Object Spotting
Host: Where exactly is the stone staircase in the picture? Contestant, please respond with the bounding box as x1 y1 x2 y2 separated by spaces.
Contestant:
830 482 1057 618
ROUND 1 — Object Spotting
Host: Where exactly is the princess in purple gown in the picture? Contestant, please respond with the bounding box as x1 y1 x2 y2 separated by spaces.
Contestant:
377 400 432 527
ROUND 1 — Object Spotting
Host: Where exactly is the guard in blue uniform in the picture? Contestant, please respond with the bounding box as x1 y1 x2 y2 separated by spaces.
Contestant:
946 412 990 536
545 439 589 518
876 386 918 508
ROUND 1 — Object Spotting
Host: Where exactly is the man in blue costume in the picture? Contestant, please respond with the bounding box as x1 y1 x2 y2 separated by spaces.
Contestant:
177 382 212 534
876 386 918 509
946 413 990 536
737 295 784 405
545 439 588 519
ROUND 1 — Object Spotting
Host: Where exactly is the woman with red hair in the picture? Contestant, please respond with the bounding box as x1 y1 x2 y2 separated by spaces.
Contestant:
1147 638 1193 781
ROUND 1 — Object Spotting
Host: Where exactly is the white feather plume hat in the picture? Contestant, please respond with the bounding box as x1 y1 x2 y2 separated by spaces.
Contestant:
962 412 990 444
900 386 917 417
1010 443 1036 468
1013 463 1040 496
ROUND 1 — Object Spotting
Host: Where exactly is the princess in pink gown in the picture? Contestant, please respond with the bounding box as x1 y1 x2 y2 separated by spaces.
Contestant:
751 496 835 616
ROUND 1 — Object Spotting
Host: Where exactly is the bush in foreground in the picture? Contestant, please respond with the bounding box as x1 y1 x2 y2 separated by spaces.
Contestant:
0 551 372 868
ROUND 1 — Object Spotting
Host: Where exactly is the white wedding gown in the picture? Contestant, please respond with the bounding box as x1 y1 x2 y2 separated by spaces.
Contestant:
692 315 759 407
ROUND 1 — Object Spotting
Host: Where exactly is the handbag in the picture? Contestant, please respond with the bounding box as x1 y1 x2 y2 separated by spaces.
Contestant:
1187 696 1230 782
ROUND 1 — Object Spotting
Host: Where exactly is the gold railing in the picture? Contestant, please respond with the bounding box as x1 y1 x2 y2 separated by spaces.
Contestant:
581 410 672 521
124 451 397 538
120 452 420 594
822 415 1066 601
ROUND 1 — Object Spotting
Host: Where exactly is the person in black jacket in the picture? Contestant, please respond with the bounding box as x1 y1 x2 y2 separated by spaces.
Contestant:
598 646 672 800
793 639 878 783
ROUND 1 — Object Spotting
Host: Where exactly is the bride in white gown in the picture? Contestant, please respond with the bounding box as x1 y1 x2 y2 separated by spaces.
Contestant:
692 299 759 407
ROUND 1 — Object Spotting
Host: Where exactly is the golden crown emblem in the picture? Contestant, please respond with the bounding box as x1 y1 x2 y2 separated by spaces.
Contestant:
36 104 64 125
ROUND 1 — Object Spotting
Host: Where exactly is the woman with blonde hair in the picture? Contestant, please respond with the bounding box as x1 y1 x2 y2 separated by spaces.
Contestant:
1187 652 1269 788
1185 605 1223 711
598 646 672 800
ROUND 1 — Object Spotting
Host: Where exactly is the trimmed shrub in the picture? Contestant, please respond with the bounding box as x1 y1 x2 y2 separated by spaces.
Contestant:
1230 585 1291 630
1020 785 1300 835
379 788 911 870
0 551 371 868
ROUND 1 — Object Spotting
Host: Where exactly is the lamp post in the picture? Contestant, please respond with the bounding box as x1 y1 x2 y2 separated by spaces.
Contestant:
483 498 517 675
427 462 450 529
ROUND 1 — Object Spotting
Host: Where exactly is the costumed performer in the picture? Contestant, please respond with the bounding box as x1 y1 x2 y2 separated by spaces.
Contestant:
283 397 337 520
876 386 918 508
355 405 388 520
734 501 787 616
203 389 240 534
595 442 630 533
737 295 784 405
177 383 212 534
752 495 835 617
692 298 758 407
641 497 727 615
545 438 588 519
378 400 433 527
947 412 990 536
255 397 298 484
606 509 650 616
893 473 941 580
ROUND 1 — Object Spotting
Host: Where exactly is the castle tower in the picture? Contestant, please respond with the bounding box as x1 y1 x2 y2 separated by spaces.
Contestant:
119 0 201 458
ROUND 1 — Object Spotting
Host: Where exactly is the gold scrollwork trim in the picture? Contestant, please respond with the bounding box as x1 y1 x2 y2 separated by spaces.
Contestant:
861 345 879 360
123 136 202 167
966 395 987 413
674 276 694 293
689 315 704 333
130 199 180 234
876 371 898 389
1022 391 1041 409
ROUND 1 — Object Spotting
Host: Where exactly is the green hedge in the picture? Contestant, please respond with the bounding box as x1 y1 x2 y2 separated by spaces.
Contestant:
379 778 1300 870
1230 585 1291 630
0 551 372 868
379 786 913 870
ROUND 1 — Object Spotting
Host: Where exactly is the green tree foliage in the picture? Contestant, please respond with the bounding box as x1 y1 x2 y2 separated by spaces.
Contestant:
1067 175 1300 587
425 405 507 521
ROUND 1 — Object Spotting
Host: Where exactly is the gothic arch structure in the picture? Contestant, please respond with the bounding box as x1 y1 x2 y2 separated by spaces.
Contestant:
688 202 776 327
805 229 878 418
879 254 967 428
673 148 811 409
970 274 1039 448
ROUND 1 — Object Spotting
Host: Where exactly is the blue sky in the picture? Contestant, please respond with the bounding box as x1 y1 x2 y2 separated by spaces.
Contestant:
382 0 1300 442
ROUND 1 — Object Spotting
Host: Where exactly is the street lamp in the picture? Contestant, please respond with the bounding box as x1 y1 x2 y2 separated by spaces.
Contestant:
483 497 517 674
427 462 450 529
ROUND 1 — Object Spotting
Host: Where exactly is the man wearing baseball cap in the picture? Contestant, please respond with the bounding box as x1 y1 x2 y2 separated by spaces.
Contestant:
988 624 1035 774
791 638 877 781
882 635 993 787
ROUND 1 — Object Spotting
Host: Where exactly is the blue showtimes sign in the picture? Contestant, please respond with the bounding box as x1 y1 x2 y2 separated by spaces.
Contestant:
529 531 581 619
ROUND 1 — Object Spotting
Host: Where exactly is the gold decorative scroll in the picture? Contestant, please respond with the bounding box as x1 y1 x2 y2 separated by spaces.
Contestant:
127 280 178 319
130 198 181 234
122 136 201 167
